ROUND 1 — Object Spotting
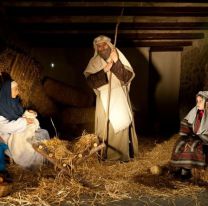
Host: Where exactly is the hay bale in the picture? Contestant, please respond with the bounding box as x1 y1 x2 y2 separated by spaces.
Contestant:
0 48 16 74
61 107 95 137
43 78 94 107
29 83 58 116
0 48 58 116
62 107 95 124
61 123 94 138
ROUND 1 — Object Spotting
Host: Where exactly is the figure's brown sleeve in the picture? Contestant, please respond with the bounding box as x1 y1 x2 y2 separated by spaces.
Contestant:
86 70 108 89
110 60 133 83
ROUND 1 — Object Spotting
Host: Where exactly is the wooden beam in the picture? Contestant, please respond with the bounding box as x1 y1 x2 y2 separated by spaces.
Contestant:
21 36 193 47
119 22 208 30
13 22 208 31
13 16 208 24
4 6 208 17
2 2 208 8
150 47 184 51
20 32 204 40
120 40 193 47
108 32 205 40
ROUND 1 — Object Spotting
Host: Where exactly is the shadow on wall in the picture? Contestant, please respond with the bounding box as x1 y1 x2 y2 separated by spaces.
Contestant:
148 51 181 137
121 47 150 135
148 52 161 135
122 47 180 137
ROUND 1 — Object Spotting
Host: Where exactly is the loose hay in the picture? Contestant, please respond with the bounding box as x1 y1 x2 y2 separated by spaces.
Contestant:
1 134 207 205
71 133 99 154
41 134 99 159
33 134 101 173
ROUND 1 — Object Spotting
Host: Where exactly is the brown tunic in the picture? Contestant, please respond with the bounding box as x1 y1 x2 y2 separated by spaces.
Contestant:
86 60 133 89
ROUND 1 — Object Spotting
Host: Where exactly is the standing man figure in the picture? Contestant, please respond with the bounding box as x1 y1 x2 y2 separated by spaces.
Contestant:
84 35 138 161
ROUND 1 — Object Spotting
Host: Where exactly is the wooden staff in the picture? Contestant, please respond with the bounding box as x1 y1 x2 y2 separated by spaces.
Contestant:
103 8 124 159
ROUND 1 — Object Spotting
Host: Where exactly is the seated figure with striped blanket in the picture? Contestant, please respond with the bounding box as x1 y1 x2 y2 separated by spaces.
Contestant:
170 91 208 180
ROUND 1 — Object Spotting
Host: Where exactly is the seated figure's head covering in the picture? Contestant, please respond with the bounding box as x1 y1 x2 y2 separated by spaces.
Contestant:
0 80 23 121
197 91 208 99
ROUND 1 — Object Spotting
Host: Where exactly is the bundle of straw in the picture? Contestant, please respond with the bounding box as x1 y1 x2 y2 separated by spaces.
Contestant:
69 133 99 154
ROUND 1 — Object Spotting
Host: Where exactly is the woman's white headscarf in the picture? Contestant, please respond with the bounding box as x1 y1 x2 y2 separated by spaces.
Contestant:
184 91 208 143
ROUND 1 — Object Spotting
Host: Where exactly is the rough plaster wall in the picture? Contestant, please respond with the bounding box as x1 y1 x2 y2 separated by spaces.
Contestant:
151 51 181 116
180 37 208 118
150 51 181 134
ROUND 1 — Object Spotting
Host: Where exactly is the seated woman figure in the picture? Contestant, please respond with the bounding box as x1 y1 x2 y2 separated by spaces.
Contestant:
170 91 208 180
0 80 49 168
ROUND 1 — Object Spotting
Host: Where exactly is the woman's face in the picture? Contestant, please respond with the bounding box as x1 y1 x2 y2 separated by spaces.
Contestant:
196 96 205 110
11 85 19 98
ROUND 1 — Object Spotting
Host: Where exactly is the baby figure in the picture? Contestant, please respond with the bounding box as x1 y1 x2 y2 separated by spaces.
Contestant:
22 110 40 131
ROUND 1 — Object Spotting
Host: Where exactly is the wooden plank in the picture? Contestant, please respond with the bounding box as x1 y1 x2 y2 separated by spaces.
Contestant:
150 47 184 51
107 32 204 39
126 22 208 30
13 16 208 24
21 36 193 47
13 22 208 31
119 40 193 47
3 2 208 8
20 32 205 40
5 6 208 17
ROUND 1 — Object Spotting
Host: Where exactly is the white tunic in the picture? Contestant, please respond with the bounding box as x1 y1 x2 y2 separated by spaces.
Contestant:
0 115 48 168
0 116 27 143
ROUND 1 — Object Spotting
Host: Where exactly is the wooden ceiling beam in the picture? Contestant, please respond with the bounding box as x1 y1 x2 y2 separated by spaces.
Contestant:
150 46 184 51
4 7 208 17
2 2 208 8
22 36 193 47
12 22 208 31
20 32 204 40
130 40 192 47
13 16 208 24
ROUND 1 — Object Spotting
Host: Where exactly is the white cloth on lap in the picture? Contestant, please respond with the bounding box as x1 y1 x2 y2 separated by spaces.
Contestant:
0 111 50 168
8 128 49 168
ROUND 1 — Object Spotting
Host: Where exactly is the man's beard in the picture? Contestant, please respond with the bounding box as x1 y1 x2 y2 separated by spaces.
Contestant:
98 47 111 61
